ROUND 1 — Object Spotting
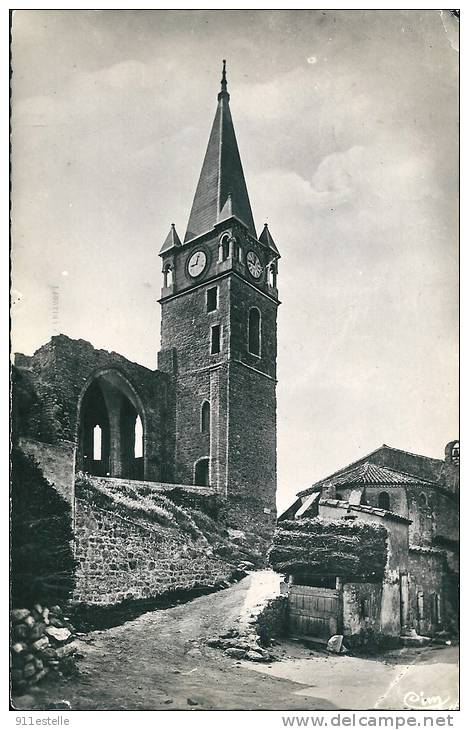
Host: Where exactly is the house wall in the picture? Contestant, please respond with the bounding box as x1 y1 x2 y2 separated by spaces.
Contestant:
318 502 409 638
408 550 449 636
342 583 384 647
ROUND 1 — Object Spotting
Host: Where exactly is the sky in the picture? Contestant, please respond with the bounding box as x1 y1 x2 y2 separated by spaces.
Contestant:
10 10 459 513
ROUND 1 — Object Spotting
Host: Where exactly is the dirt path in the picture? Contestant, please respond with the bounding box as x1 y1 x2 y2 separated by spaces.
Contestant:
11 574 459 711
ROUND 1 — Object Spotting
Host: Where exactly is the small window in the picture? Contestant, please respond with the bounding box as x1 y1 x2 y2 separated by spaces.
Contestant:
418 492 428 509
378 491 390 510
201 401 210 434
248 308 261 356
93 425 102 461
211 324 221 354
206 287 218 312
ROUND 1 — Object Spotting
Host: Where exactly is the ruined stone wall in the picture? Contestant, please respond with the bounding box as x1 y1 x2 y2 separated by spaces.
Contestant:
18 437 76 503
14 335 175 485
73 497 233 606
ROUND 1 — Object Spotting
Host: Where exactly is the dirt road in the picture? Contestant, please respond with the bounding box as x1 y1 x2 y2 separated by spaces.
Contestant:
12 573 459 711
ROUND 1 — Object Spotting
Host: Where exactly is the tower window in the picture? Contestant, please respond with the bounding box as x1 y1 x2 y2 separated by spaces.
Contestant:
201 401 210 434
206 287 218 312
267 262 277 288
163 263 173 288
248 307 261 357
210 324 221 354
418 492 428 509
378 491 390 511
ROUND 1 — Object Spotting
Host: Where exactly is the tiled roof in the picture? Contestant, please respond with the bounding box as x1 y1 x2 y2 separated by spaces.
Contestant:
299 457 436 498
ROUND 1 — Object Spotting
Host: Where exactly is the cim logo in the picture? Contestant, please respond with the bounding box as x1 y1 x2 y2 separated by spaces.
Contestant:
403 691 458 710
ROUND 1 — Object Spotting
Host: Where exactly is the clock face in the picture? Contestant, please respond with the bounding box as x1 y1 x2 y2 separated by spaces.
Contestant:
187 250 207 278
246 250 262 279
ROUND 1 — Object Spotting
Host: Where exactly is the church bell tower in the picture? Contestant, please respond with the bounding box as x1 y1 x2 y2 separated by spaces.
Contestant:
157 62 280 541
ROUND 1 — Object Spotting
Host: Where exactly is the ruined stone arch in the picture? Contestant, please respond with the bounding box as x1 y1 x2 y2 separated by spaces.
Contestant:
76 368 147 480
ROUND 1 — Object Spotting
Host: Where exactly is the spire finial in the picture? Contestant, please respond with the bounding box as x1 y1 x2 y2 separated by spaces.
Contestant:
218 59 230 101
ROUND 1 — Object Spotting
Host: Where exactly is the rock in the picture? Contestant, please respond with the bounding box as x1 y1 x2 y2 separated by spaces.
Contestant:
24 616 36 629
42 608 50 625
327 635 344 654
32 636 50 652
13 624 29 640
162 699 173 705
11 609 31 624
47 700 71 710
225 648 247 659
23 663 36 679
246 650 268 662
35 658 44 671
30 668 49 684
11 694 37 709
49 606 63 617
55 643 77 660
231 569 248 581
11 642 27 654
45 626 72 643
187 698 199 706
220 628 239 639
11 669 24 684
186 648 202 658
49 617 66 629
29 623 46 641
238 561 255 570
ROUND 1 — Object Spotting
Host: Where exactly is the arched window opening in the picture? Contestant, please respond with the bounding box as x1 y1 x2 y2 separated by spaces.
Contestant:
194 458 210 487
267 263 277 288
134 415 143 458
201 401 210 434
163 263 173 288
93 425 102 461
378 491 390 511
219 235 230 261
248 308 261 357
418 492 428 509
78 371 145 480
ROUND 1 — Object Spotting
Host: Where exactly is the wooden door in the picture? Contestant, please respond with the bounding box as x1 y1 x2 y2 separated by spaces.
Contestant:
288 585 341 638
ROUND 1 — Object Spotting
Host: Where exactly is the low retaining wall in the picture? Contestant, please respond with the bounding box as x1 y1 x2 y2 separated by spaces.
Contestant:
73 497 233 606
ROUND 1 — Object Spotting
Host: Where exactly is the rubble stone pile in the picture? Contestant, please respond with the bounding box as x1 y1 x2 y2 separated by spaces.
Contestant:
10 604 79 692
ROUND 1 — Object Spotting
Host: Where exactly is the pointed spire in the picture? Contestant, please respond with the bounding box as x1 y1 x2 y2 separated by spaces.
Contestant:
184 61 256 242
218 59 229 101
259 223 280 256
159 223 182 255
